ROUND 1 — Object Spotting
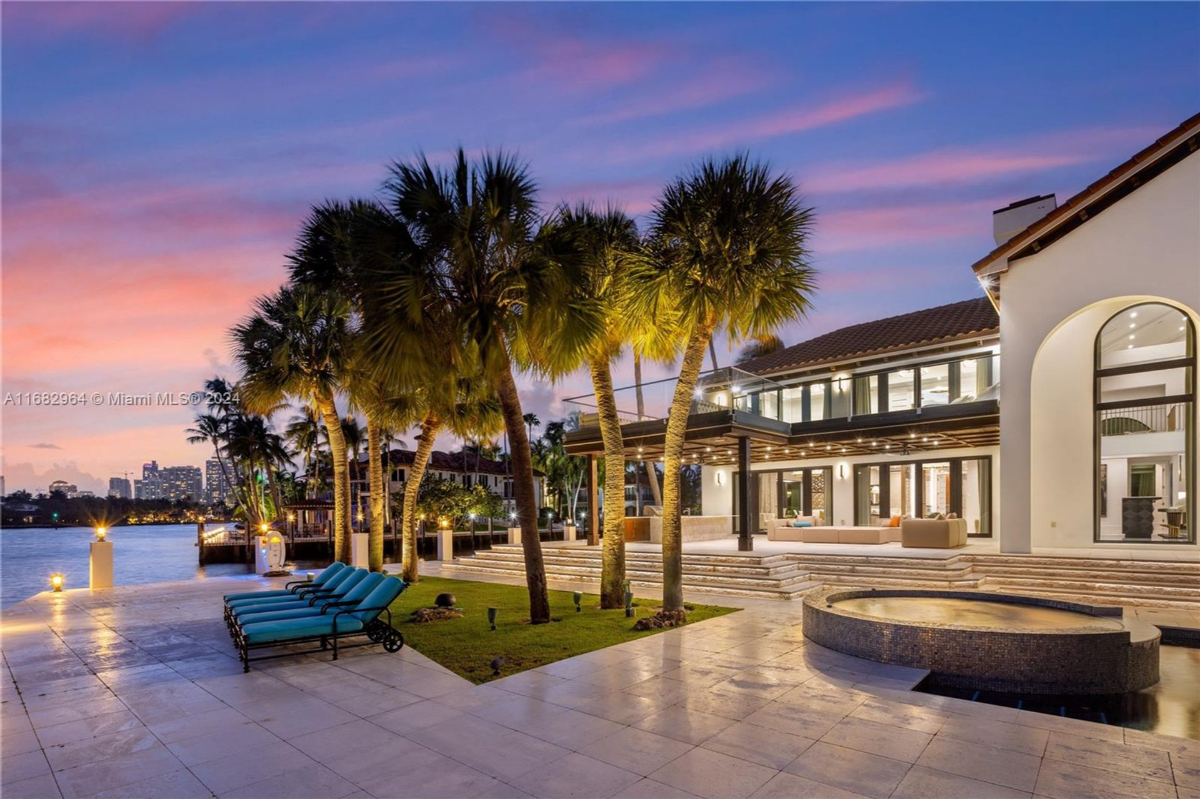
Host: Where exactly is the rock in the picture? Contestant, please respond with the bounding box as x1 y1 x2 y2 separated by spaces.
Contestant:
434 593 457 608
411 607 463 623
632 609 688 631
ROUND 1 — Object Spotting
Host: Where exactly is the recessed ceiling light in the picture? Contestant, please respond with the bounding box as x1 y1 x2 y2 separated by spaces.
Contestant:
1129 323 1136 329
1129 334 1135 340
1131 311 1138 318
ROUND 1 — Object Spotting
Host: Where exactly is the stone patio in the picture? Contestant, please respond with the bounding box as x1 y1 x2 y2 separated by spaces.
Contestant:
3 570 1198 799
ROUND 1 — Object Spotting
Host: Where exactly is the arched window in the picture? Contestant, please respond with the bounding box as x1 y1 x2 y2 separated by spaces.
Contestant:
1095 303 1195 543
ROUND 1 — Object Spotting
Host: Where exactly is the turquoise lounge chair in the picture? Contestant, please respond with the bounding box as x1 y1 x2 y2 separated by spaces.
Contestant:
223 562 346 604
235 576 407 672
232 572 387 629
224 568 369 634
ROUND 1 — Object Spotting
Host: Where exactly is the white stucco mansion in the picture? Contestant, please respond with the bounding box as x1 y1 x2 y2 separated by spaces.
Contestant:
566 113 1198 555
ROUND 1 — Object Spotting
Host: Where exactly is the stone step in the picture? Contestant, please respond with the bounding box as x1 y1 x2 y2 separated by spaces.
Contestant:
494 544 794 568
967 555 1200 575
983 585 1200 611
974 566 1200 587
489 561 814 591
788 562 976 581
453 553 814 587
982 576 1200 603
472 550 798 577
442 561 823 600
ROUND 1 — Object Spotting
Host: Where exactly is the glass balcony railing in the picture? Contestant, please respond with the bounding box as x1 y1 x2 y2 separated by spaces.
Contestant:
566 354 999 432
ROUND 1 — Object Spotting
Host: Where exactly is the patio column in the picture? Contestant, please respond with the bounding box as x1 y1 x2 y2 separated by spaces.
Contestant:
586 454 599 546
738 437 754 551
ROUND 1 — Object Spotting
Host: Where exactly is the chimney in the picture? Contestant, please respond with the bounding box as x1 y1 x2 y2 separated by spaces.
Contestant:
992 194 1057 245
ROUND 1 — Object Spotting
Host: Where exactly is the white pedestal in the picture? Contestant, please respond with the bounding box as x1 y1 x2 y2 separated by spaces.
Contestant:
351 533 370 568
437 529 455 562
89 541 113 589
563 523 577 542
254 536 270 574
508 526 522 545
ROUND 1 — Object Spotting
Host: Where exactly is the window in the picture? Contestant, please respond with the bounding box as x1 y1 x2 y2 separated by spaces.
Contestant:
888 369 915 411
920 364 950 406
809 383 828 421
853 375 879 415
781 387 804 422
1095 302 1194 543
854 457 992 536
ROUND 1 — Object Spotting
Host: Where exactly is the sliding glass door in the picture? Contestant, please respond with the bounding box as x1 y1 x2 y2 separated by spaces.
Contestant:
854 456 992 536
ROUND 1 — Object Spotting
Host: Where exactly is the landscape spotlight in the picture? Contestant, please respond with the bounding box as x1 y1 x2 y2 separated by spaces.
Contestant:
573 591 582 612
487 607 498 631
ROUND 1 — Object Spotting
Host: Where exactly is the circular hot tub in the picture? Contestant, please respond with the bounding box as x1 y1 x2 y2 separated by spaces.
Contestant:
803 589 1159 694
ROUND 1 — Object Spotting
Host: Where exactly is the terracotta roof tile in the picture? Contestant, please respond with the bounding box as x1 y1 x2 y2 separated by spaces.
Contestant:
739 297 998 376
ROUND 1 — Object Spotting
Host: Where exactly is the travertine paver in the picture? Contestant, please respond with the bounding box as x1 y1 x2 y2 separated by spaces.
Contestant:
2 569 1197 799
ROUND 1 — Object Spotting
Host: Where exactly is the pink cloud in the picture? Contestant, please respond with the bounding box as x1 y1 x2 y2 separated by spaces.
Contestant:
5 2 201 44
805 125 1164 194
815 199 1000 254
610 82 924 162
574 59 769 127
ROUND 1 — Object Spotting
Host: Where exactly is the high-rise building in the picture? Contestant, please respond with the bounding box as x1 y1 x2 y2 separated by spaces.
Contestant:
135 461 162 500
108 477 132 499
160 466 202 502
49 480 78 497
204 459 234 506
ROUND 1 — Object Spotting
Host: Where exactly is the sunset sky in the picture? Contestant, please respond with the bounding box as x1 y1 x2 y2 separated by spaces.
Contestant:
3 2 1198 495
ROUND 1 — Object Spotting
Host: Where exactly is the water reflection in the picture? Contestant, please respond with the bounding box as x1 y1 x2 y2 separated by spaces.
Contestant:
835 596 1124 630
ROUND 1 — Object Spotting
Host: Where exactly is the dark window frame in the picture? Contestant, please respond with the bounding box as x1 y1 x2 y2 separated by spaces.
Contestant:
852 455 993 537
1093 302 1196 544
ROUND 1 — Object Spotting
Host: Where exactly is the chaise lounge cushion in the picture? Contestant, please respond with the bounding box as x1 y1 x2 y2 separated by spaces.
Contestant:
223 562 346 603
235 573 386 625
240 615 364 645
230 569 368 616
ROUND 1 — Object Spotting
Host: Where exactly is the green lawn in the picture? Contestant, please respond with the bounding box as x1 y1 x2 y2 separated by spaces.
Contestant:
386 577 737 684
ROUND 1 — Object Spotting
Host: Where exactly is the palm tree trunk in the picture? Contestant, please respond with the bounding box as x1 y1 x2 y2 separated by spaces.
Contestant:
316 391 351 564
494 361 551 624
367 416 385 572
266 468 283 522
401 414 440 583
591 360 626 608
633 352 663 507
661 320 715 613
709 339 719 372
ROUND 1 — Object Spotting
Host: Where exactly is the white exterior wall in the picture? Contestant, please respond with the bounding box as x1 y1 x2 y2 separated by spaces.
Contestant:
997 150 1200 552
702 445 1000 533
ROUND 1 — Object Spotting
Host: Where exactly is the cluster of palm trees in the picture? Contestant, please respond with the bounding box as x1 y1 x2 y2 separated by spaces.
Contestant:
223 149 814 624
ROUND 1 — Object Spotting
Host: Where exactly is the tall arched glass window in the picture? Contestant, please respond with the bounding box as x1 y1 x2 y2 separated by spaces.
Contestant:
1095 303 1195 543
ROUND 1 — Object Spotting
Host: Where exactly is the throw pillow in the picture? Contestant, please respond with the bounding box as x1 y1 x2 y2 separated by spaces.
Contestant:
889 515 902 528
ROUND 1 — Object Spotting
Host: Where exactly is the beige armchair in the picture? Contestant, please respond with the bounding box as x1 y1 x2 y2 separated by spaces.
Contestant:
900 518 968 548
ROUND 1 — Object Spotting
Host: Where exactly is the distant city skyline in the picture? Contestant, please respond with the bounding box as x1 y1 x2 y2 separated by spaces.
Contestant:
3 2 1198 494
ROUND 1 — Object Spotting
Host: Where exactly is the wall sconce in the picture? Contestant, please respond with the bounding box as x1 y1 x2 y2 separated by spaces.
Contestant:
715 470 726 486
838 464 846 480
50 573 64 592
95 526 107 542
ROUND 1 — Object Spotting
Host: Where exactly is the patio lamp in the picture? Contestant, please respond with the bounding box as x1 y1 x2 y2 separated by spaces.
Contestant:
487 607 498 631
94 526 107 542
50 573 64 592
573 591 582 612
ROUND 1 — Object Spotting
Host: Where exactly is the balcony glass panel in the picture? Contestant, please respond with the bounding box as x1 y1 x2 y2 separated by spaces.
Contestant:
887 369 915 412
809 383 829 421
853 375 879 415
920 364 950 406
782 387 804 423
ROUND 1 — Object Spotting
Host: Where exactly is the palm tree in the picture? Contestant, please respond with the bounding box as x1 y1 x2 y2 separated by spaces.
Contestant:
522 413 540 445
631 351 664 509
232 284 354 561
556 204 642 608
735 334 785 364
362 149 601 623
633 155 816 613
185 412 243 514
286 409 323 499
